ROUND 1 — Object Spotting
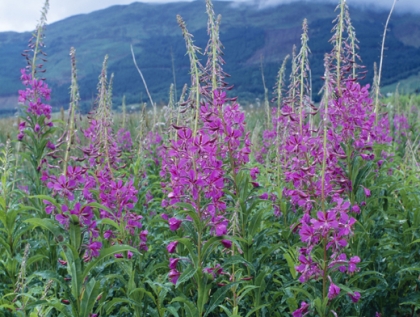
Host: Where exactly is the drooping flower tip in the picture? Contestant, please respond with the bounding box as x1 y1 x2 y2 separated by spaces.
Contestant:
328 277 340 300
259 192 269 200
168 269 180 284
221 239 232 248
362 186 371 197
167 241 178 253
292 301 309 317
348 291 361 303
250 167 260 180
168 217 182 231
351 204 360 214
46 140 56 150
169 257 180 269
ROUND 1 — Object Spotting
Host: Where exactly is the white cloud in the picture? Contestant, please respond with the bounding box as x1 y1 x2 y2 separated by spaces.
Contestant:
0 0 418 33
251 0 419 12
0 0 191 32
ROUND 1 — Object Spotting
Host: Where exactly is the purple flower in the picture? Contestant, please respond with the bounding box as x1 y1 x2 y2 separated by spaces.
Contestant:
55 213 69 227
348 256 360 273
328 277 340 300
140 230 148 242
203 264 225 278
250 167 259 180
299 223 317 245
46 141 56 150
221 239 232 248
86 241 102 258
310 211 339 237
70 203 93 226
104 230 114 239
168 217 182 231
362 186 371 197
44 200 55 215
168 269 181 284
259 192 269 200
348 291 361 303
167 241 178 253
212 217 228 236
169 258 180 269
292 301 309 317
351 204 360 213
213 90 226 106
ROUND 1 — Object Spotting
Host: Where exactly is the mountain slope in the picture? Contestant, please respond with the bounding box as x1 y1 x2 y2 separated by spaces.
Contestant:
0 0 419 113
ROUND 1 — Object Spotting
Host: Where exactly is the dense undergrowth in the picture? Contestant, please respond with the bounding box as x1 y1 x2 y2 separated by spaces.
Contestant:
0 0 419 316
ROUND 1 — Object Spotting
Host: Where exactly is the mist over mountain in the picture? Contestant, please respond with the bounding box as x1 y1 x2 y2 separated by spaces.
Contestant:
0 0 419 114
246 0 420 13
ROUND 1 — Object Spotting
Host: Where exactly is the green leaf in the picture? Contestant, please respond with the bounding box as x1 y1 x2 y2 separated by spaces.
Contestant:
82 245 138 280
202 235 224 262
245 304 269 317
173 238 197 266
283 253 297 279
171 297 199 317
25 218 64 239
204 281 241 317
29 195 60 209
286 286 314 302
176 265 198 288
175 202 202 230
80 278 101 317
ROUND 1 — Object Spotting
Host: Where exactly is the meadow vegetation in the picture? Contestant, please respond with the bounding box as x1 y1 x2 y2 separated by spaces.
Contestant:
0 0 419 316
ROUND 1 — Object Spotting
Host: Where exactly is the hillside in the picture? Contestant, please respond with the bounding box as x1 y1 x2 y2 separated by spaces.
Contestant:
0 0 419 113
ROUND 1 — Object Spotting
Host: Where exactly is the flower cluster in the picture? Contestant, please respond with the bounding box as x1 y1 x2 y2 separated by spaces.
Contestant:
17 69 53 140
161 89 249 283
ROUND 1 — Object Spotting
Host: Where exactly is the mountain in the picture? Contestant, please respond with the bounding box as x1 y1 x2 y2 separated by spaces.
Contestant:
0 0 420 114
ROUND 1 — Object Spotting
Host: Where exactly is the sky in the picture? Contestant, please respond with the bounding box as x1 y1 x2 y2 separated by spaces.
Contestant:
0 0 418 33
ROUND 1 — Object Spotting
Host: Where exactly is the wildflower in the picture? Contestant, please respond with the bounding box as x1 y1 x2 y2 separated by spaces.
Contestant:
348 256 360 273
250 167 259 180
310 211 339 237
140 230 148 242
328 277 340 300
167 241 178 253
70 203 93 226
221 239 232 248
348 291 361 303
168 217 182 231
86 241 102 259
168 269 181 284
292 301 309 317
169 258 180 269
362 186 371 197
203 264 225 278
259 192 269 200
104 230 114 239
351 205 360 213
44 200 55 215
